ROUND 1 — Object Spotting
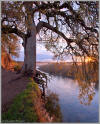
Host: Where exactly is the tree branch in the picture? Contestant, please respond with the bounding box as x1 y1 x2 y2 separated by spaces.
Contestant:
2 25 26 39
36 21 90 55
34 2 98 35
36 21 73 45
61 2 98 34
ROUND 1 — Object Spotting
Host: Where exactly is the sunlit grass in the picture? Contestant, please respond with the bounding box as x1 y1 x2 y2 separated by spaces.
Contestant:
2 80 40 123
2 77 62 122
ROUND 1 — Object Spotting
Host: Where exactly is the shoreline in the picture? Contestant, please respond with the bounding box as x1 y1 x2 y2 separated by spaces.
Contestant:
2 67 62 122
16 61 82 67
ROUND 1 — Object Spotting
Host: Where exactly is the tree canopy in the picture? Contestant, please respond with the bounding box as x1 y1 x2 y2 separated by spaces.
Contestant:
1 1 99 62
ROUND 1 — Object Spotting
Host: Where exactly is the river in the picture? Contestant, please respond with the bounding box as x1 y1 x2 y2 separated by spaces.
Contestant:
46 75 99 122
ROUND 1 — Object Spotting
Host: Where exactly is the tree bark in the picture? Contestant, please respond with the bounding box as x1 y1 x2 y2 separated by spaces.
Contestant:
21 21 36 77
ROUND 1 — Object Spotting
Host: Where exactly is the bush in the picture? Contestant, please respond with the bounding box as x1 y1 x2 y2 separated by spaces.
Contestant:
14 65 21 72
45 90 62 122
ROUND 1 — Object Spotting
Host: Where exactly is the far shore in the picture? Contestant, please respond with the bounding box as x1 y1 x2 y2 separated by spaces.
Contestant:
15 61 83 79
16 61 82 67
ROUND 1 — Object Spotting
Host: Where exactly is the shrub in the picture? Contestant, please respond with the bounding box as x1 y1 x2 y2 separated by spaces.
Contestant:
45 90 62 122
14 65 21 72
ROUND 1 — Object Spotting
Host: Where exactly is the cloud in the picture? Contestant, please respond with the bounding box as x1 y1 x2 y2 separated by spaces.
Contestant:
13 42 72 62
36 43 53 56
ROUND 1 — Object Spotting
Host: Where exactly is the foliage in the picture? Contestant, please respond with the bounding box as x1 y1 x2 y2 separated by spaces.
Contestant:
39 62 76 78
2 78 61 122
78 81 96 106
1 1 99 63
1 33 20 68
39 61 98 84
13 65 21 72
39 62 98 106
45 90 62 122
2 34 20 57
1 53 12 69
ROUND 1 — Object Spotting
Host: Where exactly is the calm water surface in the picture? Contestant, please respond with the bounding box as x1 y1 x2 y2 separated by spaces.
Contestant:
46 75 99 122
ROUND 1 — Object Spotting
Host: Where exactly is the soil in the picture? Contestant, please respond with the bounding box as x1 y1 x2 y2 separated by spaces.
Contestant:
1 67 53 122
1 67 29 112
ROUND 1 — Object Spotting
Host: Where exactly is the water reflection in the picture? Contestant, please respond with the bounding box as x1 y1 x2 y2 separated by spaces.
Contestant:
45 90 62 122
47 75 99 122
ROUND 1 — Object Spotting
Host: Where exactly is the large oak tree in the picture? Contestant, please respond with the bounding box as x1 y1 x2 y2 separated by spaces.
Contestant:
1 1 99 77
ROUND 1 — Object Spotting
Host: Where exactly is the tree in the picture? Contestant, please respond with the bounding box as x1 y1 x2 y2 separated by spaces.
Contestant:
1 33 20 68
1 1 99 77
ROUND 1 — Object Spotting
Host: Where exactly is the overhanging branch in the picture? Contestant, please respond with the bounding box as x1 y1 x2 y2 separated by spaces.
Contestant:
36 21 90 56
2 25 26 39
36 21 74 45
33 2 98 35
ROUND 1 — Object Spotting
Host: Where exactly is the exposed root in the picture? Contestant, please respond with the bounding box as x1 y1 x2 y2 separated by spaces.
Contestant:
34 69 49 99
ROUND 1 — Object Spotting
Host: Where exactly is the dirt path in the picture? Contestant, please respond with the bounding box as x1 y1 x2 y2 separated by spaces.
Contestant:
2 68 30 112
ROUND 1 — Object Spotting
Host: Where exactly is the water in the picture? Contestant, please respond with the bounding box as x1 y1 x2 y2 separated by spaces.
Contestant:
46 75 99 122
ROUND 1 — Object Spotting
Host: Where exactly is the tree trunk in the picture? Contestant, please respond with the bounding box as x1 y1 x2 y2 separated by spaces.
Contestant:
21 21 36 77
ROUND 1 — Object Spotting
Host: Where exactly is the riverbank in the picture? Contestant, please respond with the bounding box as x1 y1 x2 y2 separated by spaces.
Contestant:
2 77 53 122
13 61 98 83
1 61 98 122
38 62 76 79
10 61 98 84
2 68 52 122
1 67 62 122
38 62 98 84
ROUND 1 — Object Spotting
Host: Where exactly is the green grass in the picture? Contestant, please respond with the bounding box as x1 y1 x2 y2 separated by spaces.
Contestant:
2 77 63 123
2 79 39 123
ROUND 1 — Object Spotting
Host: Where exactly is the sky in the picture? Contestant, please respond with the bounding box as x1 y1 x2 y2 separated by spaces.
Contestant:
13 42 72 62
11 2 80 63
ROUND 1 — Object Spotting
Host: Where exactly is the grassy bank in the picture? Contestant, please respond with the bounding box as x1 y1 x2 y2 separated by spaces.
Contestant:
2 79 41 123
2 77 62 123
